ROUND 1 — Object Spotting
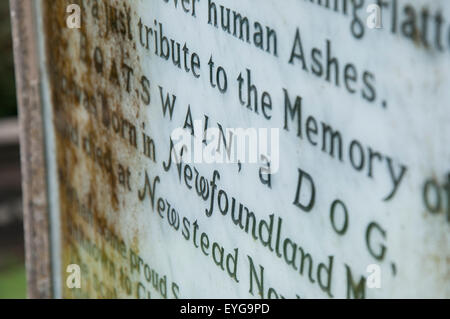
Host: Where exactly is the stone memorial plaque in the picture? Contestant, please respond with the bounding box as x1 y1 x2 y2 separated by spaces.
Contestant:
12 0 449 298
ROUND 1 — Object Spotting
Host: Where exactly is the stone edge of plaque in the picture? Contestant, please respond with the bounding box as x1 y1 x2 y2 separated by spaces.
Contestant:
9 0 52 299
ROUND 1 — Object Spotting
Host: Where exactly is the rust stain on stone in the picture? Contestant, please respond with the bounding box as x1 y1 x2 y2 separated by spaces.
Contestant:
42 0 149 298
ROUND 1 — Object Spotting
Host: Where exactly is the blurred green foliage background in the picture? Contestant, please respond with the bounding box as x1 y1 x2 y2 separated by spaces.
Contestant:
0 264 26 298
0 1 26 299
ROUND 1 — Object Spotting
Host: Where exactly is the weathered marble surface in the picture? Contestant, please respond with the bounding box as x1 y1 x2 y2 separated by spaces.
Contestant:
35 0 449 298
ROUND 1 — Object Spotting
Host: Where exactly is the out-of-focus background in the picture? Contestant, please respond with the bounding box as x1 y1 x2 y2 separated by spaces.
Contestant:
0 1 27 299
